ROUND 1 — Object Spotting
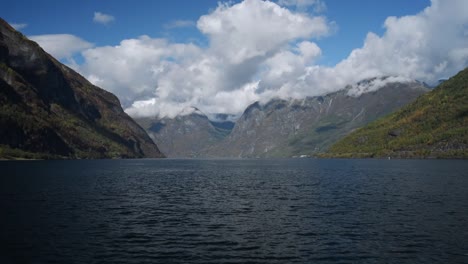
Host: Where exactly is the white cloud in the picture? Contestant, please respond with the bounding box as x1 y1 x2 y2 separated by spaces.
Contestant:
164 20 195 29
40 0 467 119
257 42 321 96
293 0 468 97
297 41 321 61
77 0 332 118
78 36 202 106
197 0 330 64
29 34 93 60
346 76 414 97
93 12 115 25
11 23 28 30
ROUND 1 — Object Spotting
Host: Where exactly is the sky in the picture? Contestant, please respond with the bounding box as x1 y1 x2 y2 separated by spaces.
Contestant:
3 0 468 119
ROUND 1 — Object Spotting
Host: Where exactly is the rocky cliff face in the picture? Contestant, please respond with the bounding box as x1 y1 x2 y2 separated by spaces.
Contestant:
0 18 164 159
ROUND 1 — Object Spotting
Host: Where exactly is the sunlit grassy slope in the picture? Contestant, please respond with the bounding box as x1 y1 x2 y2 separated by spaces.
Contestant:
324 67 468 159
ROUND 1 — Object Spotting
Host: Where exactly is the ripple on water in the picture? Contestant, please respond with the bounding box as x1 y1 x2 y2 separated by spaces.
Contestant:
1 159 468 263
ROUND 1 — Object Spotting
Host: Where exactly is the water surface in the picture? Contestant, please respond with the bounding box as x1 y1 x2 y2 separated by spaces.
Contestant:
1 159 467 263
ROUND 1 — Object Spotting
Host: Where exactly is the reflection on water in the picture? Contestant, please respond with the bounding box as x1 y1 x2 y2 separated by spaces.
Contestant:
1 159 467 263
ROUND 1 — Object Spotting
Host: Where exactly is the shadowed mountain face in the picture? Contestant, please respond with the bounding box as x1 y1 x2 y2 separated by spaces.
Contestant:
140 81 428 158
0 18 164 159
325 67 468 159
136 108 232 158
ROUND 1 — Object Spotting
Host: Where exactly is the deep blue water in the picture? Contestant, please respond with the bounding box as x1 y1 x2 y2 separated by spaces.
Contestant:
1 159 467 263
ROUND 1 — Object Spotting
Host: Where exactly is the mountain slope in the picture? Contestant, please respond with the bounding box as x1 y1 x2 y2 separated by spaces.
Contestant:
325 67 468 158
202 81 428 158
0 18 164 159
136 108 232 158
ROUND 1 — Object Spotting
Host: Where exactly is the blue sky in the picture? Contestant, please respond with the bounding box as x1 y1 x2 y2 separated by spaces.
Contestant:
4 0 429 65
2 0 467 118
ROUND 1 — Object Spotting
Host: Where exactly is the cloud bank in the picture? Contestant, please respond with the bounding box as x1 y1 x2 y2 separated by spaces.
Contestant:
31 0 468 119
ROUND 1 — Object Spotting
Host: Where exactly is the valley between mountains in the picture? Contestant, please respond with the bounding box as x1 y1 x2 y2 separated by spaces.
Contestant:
1 17 467 159
137 80 429 158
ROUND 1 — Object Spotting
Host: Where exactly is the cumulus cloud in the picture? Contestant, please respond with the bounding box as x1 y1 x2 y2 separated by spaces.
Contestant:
11 23 28 30
29 34 93 60
292 0 468 97
297 41 321 60
35 0 468 119
78 36 202 105
93 12 115 25
198 0 330 64
77 0 332 118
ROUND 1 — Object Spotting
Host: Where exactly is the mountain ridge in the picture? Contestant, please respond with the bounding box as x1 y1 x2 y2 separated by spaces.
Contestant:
136 108 231 158
324 67 468 159
139 79 428 158
203 80 428 158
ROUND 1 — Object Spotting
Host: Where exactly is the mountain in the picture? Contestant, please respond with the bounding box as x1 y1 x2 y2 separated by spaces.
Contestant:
325 67 468 159
202 80 428 158
0 18 164 159
136 107 232 158
140 79 428 158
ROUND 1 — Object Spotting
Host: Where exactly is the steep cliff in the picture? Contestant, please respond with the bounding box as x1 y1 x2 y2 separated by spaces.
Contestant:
0 18 164 159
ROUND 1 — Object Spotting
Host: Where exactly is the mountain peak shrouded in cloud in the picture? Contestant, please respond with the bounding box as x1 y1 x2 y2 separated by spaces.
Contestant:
28 0 468 119
346 76 415 97
93 12 115 25
178 106 205 117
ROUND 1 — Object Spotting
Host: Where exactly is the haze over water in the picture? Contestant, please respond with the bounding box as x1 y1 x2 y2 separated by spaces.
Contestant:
1 159 467 263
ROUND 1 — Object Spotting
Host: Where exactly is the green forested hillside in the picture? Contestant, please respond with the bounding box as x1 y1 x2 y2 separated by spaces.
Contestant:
325 67 468 159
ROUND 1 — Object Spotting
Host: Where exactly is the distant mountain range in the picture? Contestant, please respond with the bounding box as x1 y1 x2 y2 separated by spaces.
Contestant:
324 67 468 159
2 17 465 160
0 18 164 159
139 80 429 158
136 107 232 158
